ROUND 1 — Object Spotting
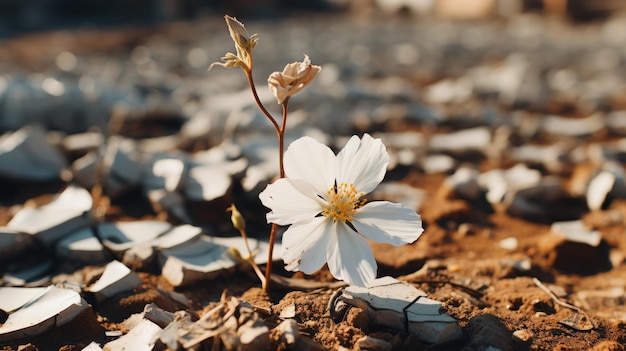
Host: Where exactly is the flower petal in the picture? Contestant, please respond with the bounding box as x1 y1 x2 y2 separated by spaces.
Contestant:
337 134 389 194
259 178 325 226
281 216 331 274
326 222 377 287
352 201 423 246
283 136 336 197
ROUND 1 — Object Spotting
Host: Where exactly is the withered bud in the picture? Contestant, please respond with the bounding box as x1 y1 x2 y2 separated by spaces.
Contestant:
268 54 321 104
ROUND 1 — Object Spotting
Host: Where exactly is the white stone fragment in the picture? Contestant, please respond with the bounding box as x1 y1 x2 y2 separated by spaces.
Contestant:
98 221 173 254
160 236 280 287
103 319 162 351
540 113 605 138
183 165 232 201
444 166 483 200
0 286 89 342
587 171 615 211
0 227 34 260
81 342 103 351
499 237 518 251
7 185 93 247
122 303 177 331
551 220 602 247
56 227 109 263
275 319 299 345
2 260 53 287
61 132 104 154
422 154 456 174
144 156 186 192
0 125 67 181
429 127 491 154
88 260 142 303
424 77 473 104
341 276 462 344
478 164 541 204
371 182 426 211
355 335 392 351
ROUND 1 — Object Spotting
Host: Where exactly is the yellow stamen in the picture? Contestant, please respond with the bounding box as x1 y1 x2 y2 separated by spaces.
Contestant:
322 182 366 222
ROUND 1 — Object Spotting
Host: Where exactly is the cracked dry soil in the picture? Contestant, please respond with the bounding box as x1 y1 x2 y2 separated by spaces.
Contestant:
2 11 626 351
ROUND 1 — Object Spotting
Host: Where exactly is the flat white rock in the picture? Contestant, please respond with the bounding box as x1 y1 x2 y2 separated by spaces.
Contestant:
341 276 462 344
551 220 602 247
429 127 491 153
160 236 281 287
98 220 173 254
7 185 93 247
56 227 109 263
0 286 89 342
103 319 162 351
0 125 67 181
88 260 142 303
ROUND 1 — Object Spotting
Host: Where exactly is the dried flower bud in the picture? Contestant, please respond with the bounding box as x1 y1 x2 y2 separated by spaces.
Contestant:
209 15 259 72
227 204 246 232
268 54 321 104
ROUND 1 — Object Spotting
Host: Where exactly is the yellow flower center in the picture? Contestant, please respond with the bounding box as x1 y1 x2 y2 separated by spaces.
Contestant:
322 182 366 222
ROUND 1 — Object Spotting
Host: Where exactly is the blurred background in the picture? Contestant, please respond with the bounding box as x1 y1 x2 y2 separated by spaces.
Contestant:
1 0 625 38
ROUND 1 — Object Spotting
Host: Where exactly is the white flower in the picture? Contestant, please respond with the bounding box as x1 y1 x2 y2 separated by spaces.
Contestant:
259 134 423 287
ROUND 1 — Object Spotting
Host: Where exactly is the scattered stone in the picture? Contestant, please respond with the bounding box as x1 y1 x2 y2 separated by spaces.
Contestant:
121 303 178 331
551 220 602 247
333 276 462 344
0 125 67 181
2 260 53 287
537 223 611 275
371 182 426 211
441 166 483 201
0 228 34 261
429 127 492 155
421 154 456 174
0 286 90 342
540 113 605 138
102 319 162 351
159 236 280 287
355 335 392 351
55 227 110 264
499 237 518 251
7 185 93 247
97 220 173 255
275 319 299 345
512 329 533 342
87 260 142 303
464 314 515 351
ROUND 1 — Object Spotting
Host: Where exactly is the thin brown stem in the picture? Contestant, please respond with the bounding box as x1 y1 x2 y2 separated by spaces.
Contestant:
245 70 280 133
263 222 278 292
263 99 290 293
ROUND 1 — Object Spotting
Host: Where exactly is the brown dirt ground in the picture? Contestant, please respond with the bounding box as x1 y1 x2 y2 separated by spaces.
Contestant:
1 15 626 351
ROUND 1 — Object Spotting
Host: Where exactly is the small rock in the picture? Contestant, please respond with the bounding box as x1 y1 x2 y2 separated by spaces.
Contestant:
429 127 491 155
275 319 299 345
160 236 280 287
512 329 533 342
540 113 605 138
551 220 602 247
0 228 35 261
87 260 142 303
336 276 462 344
355 335 392 351
0 125 67 181
55 227 110 264
7 185 93 247
97 220 173 255
464 314 515 351
0 286 90 342
499 237 518 251
103 319 162 351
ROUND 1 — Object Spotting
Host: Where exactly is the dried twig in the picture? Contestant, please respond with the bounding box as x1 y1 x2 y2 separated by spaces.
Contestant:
533 277 595 331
